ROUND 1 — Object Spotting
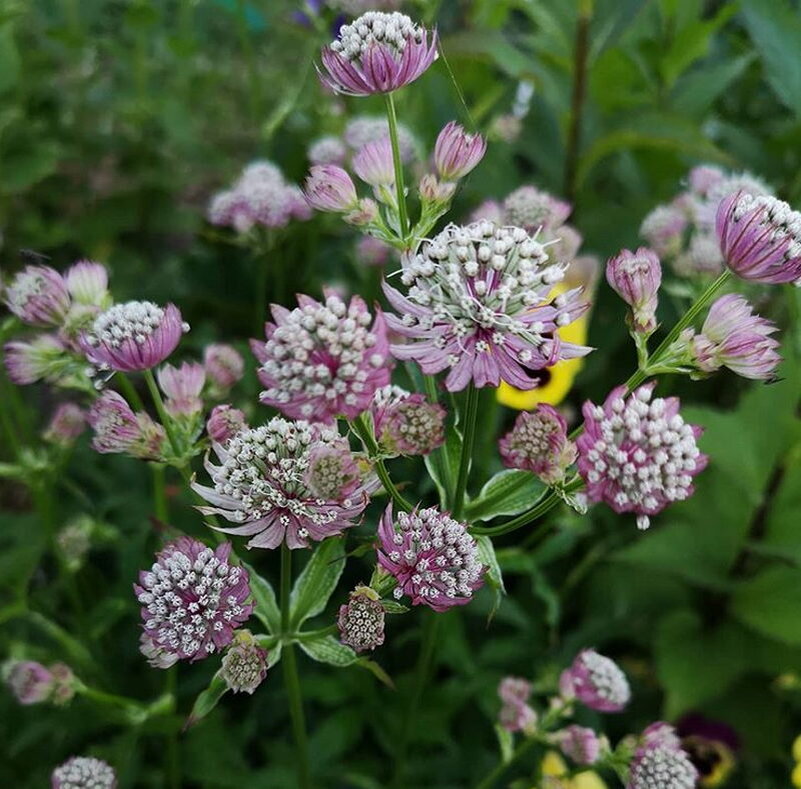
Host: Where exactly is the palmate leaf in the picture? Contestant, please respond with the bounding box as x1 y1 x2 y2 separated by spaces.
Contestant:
289 537 346 629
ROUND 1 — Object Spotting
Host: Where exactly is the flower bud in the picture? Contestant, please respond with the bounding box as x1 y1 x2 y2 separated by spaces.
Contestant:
559 725 602 765
203 344 244 394
344 197 379 226
3 660 54 705
560 649 631 712
3 265 70 327
206 404 247 444
353 137 395 187
606 247 662 333
303 165 358 212
418 174 456 204
43 403 86 447
158 361 206 417
434 121 486 180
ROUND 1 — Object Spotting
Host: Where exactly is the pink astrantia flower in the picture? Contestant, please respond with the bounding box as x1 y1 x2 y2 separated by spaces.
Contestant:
51 756 117 789
434 121 487 181
355 236 394 267
3 660 54 705
497 677 537 733
252 291 391 422
3 335 67 385
337 585 386 652
64 260 109 307
203 344 244 393
206 404 247 444
559 725 602 765
641 722 683 750
606 247 662 334
384 221 590 392
80 301 188 372
221 633 269 694
3 265 70 327
319 11 438 97
192 418 374 549
498 404 577 485
576 383 707 531
344 116 417 163
560 649 631 713
158 362 206 417
376 504 485 611
308 135 348 166
690 294 780 380
627 724 698 789
43 403 86 446
502 186 572 233
87 391 165 460
369 385 446 456
640 204 688 259
716 191 801 284
303 165 359 212
135 538 252 662
352 136 395 187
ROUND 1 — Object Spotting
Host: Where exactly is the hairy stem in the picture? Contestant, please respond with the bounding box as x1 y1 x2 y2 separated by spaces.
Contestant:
384 92 410 242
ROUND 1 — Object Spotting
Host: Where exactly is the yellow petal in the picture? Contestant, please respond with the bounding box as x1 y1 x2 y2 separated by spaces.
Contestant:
541 751 568 777
572 771 608 789
792 762 801 788
793 733 801 763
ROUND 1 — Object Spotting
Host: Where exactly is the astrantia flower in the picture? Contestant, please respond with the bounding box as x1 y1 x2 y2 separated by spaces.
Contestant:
193 418 373 549
716 191 801 284
384 221 590 391
434 121 487 181
158 362 206 417
252 292 391 422
376 504 484 611
344 116 417 162
135 538 252 662
690 294 780 380
369 385 446 456
3 335 67 385
3 265 70 327
560 725 602 765
560 649 631 712
203 344 244 394
87 391 165 460
206 404 247 445
320 11 438 97
352 136 395 188
308 135 348 166
502 186 571 233
497 677 537 733
52 756 117 789
221 631 269 694
64 260 110 307
640 204 688 259
80 301 188 372
499 404 577 484
606 247 662 333
43 403 86 447
3 660 54 705
303 165 359 212
337 585 386 652
627 742 698 789
577 383 707 530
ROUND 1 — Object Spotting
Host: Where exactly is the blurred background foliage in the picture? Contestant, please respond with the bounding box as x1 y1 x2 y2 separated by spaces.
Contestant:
3 0 801 786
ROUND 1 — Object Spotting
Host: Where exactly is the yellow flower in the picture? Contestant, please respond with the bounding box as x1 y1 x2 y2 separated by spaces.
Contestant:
793 733 801 763
538 751 607 789
792 762 801 788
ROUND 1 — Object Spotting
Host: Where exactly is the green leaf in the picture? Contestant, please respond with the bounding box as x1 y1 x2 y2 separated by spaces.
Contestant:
495 723 514 764
244 564 281 635
254 635 282 668
731 567 801 645
380 600 409 614
671 54 755 116
476 535 506 623
298 635 358 667
465 470 546 523
289 538 346 628
763 460 801 562
185 671 228 729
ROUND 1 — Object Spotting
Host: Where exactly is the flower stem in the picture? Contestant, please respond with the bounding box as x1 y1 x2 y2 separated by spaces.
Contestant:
116 372 146 412
351 413 414 512
152 464 169 522
474 736 538 789
384 92 410 242
452 384 479 520
280 543 312 789
166 667 180 789
143 368 183 458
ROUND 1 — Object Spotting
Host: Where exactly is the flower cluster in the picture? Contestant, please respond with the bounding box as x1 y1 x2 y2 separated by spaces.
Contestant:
497 677 537 733
560 649 631 712
208 161 310 234
337 585 386 652
627 723 699 789
203 344 245 397
193 418 374 549
384 221 590 391
376 504 485 610
369 385 446 456
252 292 391 422
576 383 707 531
134 538 252 662
51 756 117 789
3 659 75 706
308 116 417 168
640 164 771 276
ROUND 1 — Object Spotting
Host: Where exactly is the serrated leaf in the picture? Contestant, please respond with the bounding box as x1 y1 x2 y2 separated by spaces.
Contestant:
185 671 228 729
244 563 281 635
290 538 346 628
465 469 546 522
298 635 358 667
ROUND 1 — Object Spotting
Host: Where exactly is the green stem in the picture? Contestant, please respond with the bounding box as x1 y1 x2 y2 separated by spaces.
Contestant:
452 384 479 520
392 613 440 788
235 0 262 122
474 736 538 789
280 544 312 789
384 92 409 241
152 464 169 522
143 369 182 457
351 414 413 512
166 667 180 789
117 373 146 412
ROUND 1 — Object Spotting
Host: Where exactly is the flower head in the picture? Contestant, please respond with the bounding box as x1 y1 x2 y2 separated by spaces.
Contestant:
303 165 359 212
43 403 86 446
320 11 438 96
193 418 373 549
3 265 70 327
344 116 416 162
690 294 780 380
64 260 110 307
370 385 446 456
577 383 707 530
377 504 484 611
640 204 688 259
3 335 68 385
221 631 269 694
355 236 394 267
499 404 577 484
337 585 386 652
606 247 662 333
252 292 391 422
206 404 247 445
560 649 631 712
497 677 537 733
158 362 206 417
203 344 244 394
559 725 602 765
502 186 571 233
135 538 252 662
81 301 187 372
87 391 165 460
627 731 699 789
51 756 117 789
434 121 487 181
308 135 348 166
384 221 590 391
716 191 801 284
353 136 395 187
3 660 55 705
